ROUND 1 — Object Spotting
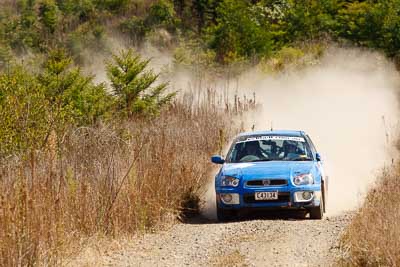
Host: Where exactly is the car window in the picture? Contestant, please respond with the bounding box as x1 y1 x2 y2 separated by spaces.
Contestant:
226 135 313 163
305 135 317 155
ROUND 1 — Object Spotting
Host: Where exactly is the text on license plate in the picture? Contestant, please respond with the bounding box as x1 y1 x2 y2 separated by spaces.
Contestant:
255 191 278 200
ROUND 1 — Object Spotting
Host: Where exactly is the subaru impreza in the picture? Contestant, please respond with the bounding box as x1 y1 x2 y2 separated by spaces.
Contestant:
211 130 327 221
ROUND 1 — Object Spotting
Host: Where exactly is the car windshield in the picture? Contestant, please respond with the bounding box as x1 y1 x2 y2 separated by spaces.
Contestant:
226 135 313 163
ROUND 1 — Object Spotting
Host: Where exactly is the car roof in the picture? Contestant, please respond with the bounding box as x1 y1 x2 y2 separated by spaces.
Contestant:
237 130 305 137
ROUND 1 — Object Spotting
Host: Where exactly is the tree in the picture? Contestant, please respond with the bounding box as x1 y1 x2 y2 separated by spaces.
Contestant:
207 0 273 63
106 49 175 118
38 49 112 128
38 0 59 34
335 1 382 47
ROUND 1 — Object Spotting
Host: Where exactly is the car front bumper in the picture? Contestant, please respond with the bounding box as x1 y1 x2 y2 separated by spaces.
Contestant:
216 185 322 209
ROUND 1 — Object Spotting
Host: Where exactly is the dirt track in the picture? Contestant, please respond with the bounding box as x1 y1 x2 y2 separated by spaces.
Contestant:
97 212 350 267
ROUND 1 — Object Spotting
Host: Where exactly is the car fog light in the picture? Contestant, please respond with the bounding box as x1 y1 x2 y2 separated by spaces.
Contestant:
294 191 314 202
222 194 232 203
220 193 240 205
302 191 313 200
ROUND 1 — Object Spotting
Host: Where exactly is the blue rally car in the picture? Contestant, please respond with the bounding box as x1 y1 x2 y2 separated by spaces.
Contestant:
211 130 327 221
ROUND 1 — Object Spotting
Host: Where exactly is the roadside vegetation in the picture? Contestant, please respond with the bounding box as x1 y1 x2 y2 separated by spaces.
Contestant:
0 48 256 265
2 0 400 68
339 164 400 266
1 0 400 266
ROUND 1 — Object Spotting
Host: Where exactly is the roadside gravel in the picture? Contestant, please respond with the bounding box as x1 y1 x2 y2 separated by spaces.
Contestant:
97 212 351 267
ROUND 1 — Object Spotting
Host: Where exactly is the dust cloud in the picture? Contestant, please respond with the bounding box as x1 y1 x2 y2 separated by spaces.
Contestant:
85 41 399 216
201 47 400 217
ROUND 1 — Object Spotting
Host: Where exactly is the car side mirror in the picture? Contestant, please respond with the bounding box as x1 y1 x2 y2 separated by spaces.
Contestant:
316 153 322 162
211 155 225 164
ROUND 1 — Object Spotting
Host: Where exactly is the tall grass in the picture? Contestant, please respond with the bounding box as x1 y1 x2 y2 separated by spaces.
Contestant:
340 163 400 266
0 90 255 266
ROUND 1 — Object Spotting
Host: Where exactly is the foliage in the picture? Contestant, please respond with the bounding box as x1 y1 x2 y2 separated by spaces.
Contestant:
38 49 112 127
93 0 130 12
0 50 113 156
335 1 383 47
38 0 59 34
120 16 149 45
1 0 400 64
56 0 96 21
207 0 273 63
106 49 175 117
0 43 12 69
146 0 177 29
260 43 324 73
0 67 48 156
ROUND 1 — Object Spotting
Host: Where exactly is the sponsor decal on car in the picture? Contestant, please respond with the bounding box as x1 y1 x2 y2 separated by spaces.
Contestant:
237 136 306 143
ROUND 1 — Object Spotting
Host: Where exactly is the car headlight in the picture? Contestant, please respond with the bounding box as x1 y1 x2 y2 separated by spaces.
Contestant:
220 175 240 187
293 173 314 185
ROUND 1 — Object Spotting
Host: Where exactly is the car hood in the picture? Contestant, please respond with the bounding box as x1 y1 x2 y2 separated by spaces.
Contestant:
221 161 316 180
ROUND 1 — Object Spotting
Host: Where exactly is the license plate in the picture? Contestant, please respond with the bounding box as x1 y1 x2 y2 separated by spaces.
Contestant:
255 191 278 200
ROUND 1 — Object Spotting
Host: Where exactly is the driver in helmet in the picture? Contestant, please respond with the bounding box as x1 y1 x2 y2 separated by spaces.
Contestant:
283 141 299 160
239 141 266 161
245 141 262 156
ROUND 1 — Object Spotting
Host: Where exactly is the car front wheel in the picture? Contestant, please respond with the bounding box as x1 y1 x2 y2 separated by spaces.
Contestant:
216 206 236 222
309 195 324 220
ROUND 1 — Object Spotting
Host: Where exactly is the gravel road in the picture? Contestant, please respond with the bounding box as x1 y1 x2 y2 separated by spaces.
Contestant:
99 212 350 267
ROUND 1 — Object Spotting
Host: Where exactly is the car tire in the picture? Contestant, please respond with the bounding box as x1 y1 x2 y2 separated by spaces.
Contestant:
322 182 327 213
216 206 236 222
309 195 324 220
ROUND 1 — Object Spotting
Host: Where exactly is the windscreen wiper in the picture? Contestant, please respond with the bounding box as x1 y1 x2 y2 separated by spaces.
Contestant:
292 158 312 161
250 159 273 162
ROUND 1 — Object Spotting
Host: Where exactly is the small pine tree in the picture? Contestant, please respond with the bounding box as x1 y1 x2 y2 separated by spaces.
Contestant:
106 49 175 118
38 0 58 34
38 49 112 127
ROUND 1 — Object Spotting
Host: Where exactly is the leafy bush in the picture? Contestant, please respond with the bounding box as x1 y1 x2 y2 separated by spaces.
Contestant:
260 44 325 73
0 66 49 156
146 0 177 29
207 0 273 63
57 0 95 22
119 16 149 45
0 42 12 69
93 0 130 12
38 0 59 34
335 1 383 48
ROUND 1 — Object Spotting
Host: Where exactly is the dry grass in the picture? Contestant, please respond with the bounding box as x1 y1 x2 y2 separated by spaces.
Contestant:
340 163 400 266
0 91 254 266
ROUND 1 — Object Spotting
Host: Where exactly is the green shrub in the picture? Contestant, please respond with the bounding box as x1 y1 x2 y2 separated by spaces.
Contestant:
0 66 49 156
57 0 95 22
146 0 178 30
120 16 149 45
93 0 129 12
0 43 13 69
206 0 273 63
39 0 59 34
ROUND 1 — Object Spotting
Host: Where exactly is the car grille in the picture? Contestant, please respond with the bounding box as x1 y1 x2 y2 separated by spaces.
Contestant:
243 192 291 203
246 179 288 187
